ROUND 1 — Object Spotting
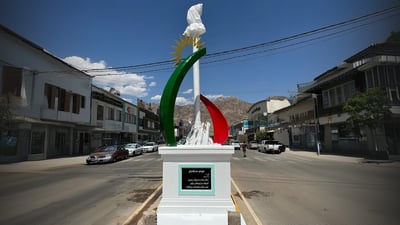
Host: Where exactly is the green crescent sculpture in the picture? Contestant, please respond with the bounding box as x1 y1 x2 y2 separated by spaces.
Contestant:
159 48 206 146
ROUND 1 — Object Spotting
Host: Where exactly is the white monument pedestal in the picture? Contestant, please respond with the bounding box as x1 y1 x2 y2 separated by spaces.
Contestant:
157 145 236 225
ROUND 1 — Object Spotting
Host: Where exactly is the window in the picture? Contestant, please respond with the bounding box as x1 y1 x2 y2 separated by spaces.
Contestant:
322 81 355 108
366 70 373 88
116 110 122 121
343 81 355 99
107 107 114 120
125 114 137 124
81 96 85 108
336 86 343 105
55 132 68 155
1 66 22 96
365 65 400 104
388 87 400 103
97 105 104 120
0 130 17 156
365 65 400 88
322 91 329 109
57 88 71 112
31 131 45 154
329 88 336 107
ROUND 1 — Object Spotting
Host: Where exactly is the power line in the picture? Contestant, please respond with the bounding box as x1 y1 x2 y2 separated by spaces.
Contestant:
204 5 400 58
37 5 400 76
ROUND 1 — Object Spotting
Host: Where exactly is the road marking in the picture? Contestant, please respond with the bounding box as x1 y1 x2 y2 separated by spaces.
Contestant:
231 178 263 225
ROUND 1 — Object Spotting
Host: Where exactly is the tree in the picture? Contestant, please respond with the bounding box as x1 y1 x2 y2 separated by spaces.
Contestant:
255 129 269 141
386 31 400 43
0 94 12 130
238 134 248 143
343 88 391 152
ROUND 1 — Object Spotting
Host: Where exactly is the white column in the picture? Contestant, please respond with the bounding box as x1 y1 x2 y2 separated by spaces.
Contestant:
193 38 201 128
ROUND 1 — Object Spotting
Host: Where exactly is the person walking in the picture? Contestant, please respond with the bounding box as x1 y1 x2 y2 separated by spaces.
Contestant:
241 142 247 157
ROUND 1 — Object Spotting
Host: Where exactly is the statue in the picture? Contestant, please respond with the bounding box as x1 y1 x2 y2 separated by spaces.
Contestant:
159 3 228 147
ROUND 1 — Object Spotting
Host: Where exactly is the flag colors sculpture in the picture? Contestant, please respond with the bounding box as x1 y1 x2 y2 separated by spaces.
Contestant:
157 4 241 224
159 3 229 146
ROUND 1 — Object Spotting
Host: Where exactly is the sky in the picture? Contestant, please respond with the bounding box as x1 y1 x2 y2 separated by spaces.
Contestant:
1 0 399 105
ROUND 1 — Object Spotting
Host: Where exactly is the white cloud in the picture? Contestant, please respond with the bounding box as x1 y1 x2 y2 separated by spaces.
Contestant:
204 94 225 100
122 97 134 103
150 95 192 106
63 56 107 70
151 95 162 101
63 56 150 98
149 82 157 87
176 97 192 105
183 89 193 94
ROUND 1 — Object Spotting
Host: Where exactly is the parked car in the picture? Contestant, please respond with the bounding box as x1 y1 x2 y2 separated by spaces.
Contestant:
231 140 241 150
177 138 186 145
124 143 143 156
142 142 158 153
249 141 259 150
259 140 285 154
86 145 129 164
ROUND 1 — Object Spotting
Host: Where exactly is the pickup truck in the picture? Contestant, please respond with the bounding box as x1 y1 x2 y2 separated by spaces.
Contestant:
258 140 285 154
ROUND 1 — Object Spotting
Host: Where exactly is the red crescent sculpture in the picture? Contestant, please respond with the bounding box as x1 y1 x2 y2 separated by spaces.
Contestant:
200 94 229 145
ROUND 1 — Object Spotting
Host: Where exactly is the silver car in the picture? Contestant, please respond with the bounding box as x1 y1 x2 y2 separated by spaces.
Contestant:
124 143 143 156
249 141 259 150
142 142 158 153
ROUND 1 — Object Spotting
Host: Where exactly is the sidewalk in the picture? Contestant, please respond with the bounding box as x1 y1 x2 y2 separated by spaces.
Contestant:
0 156 87 173
287 148 364 163
287 148 400 165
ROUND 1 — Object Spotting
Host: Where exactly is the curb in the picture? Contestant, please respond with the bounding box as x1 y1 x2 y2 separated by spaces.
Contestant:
122 184 162 225
232 179 263 225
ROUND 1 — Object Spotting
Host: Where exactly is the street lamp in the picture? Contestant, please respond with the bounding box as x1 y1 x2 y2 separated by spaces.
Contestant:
312 94 321 155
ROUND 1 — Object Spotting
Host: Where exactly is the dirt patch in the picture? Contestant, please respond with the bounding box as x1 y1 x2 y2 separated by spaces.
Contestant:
127 188 155 203
237 190 272 199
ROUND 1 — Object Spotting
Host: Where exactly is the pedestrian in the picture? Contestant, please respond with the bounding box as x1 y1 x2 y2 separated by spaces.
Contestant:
241 142 247 157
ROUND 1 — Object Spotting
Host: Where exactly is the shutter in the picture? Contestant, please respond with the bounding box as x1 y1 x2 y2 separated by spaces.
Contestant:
50 86 57 109
64 91 71 112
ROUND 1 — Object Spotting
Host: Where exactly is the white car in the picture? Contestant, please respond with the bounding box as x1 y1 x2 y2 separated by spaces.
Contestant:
142 142 158 153
124 143 143 156
259 140 285 154
231 141 241 150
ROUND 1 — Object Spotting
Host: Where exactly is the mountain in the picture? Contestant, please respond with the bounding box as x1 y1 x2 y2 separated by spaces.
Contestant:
173 96 252 134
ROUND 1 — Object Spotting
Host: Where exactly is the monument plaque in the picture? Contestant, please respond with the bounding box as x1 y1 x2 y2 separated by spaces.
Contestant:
178 164 215 195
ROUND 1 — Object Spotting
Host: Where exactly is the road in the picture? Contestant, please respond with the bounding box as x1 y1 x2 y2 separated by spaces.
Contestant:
231 149 400 225
1 149 399 225
0 152 162 225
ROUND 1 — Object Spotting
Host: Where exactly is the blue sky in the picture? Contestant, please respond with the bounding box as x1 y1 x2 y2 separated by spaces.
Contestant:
1 0 399 105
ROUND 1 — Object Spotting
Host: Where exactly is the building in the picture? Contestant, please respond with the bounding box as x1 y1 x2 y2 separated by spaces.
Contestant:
271 94 316 148
90 86 138 147
137 99 160 143
299 42 400 155
246 96 291 141
0 25 92 162
230 121 245 141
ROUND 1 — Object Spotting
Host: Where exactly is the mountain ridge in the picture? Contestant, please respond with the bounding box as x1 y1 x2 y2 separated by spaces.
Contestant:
173 96 251 133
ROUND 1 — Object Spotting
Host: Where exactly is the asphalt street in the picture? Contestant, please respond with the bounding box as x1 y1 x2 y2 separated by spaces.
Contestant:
231 149 400 225
1 149 399 225
0 152 162 225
